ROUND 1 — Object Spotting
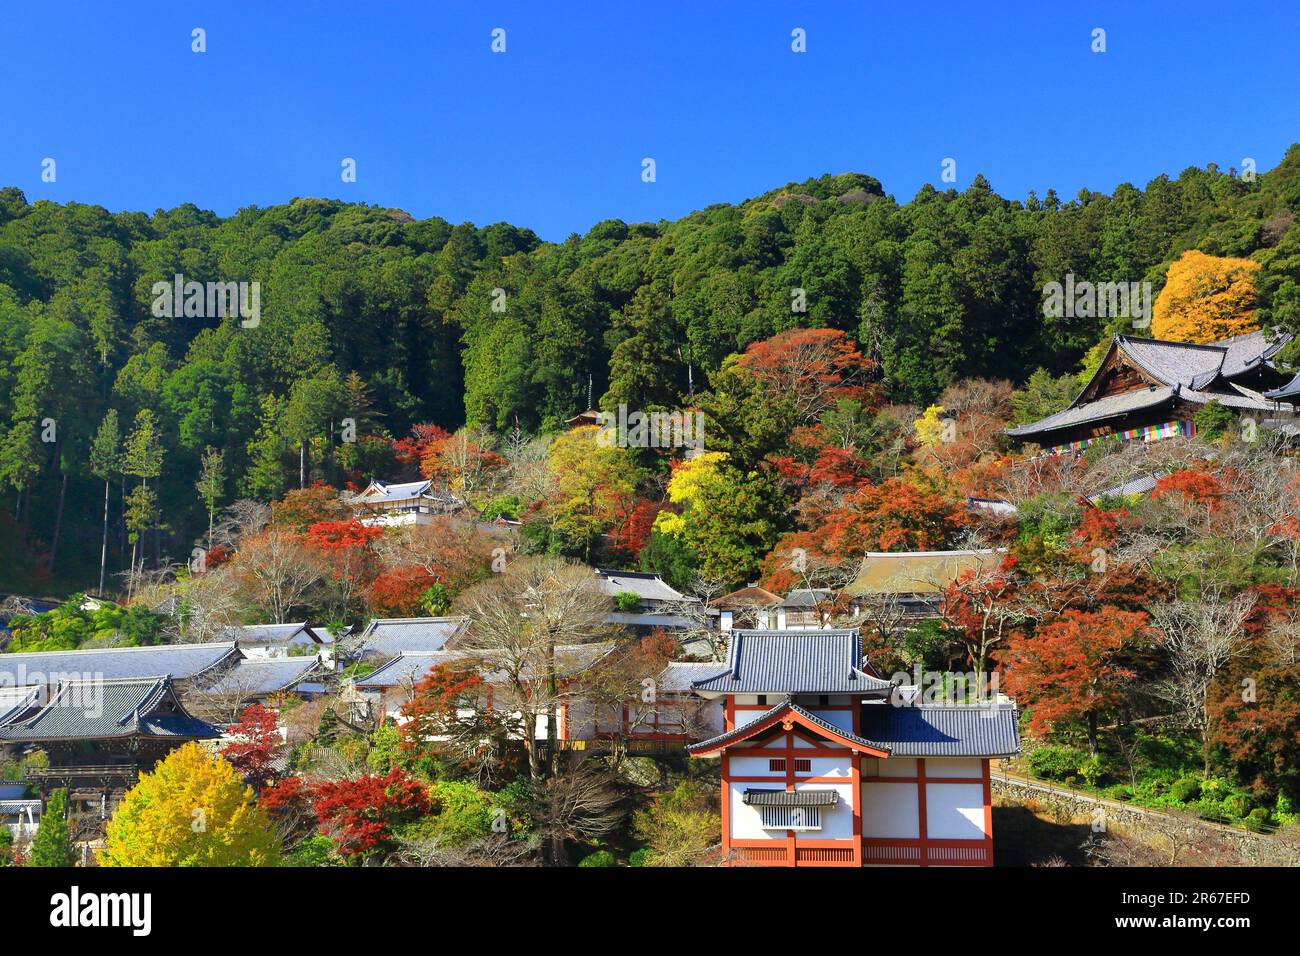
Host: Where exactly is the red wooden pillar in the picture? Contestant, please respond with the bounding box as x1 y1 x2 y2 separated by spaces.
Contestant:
917 758 928 867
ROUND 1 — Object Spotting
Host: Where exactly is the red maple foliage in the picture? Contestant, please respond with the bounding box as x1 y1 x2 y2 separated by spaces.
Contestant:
1004 607 1152 755
1152 468 1224 511
393 423 452 472
367 566 439 617
736 328 880 423
400 662 490 754
305 519 383 551
221 704 284 790
311 768 431 859
609 499 662 559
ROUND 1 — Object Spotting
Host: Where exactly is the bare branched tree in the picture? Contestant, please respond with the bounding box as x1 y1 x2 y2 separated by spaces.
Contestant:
1151 587 1256 772
455 556 614 779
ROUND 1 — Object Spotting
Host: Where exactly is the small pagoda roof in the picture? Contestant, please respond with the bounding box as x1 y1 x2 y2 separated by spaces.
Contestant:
690 629 892 697
0 677 220 742
687 698 890 756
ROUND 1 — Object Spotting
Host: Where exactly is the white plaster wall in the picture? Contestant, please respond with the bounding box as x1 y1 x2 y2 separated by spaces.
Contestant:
730 756 788 777
860 781 919 838
925 758 983 779
862 756 916 778
925 782 987 839
729 782 855 840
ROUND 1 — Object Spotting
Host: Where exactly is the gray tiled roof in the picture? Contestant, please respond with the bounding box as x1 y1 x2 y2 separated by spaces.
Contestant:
348 479 461 506
1009 331 1295 440
690 630 892 695
660 661 727 693
743 789 839 806
0 678 220 742
358 617 470 657
355 642 614 690
858 703 1021 757
596 570 692 603
1087 472 1162 504
779 589 833 608
687 698 1020 758
1220 329 1290 378
201 656 322 696
1119 336 1226 389
1005 386 1175 437
0 686 40 725
353 651 462 689
0 642 239 688
236 623 331 646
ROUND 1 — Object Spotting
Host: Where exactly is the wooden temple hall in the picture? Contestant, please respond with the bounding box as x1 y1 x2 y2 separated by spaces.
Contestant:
1006 329 1298 454
0 677 220 827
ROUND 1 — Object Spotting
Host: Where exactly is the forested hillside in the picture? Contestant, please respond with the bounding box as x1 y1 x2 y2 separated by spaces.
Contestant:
2 147 1299 590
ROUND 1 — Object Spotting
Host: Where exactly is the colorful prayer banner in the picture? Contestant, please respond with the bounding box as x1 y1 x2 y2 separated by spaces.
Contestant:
1045 419 1193 456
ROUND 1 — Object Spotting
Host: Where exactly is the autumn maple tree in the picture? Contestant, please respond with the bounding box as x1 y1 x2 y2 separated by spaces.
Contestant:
222 703 284 790
311 768 431 860
1004 608 1152 756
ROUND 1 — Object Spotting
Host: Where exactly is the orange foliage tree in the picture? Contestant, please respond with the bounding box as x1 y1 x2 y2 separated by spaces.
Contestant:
1004 608 1152 756
1152 250 1262 343
736 328 880 424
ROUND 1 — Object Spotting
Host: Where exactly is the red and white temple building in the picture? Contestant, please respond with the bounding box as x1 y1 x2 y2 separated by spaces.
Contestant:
686 629 1019 867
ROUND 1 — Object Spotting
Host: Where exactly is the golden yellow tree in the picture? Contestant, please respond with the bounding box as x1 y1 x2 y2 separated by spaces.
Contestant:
1151 250 1262 343
99 742 280 867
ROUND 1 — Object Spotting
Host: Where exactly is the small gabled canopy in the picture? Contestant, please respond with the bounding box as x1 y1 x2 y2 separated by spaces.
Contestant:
743 789 839 807
687 698 890 757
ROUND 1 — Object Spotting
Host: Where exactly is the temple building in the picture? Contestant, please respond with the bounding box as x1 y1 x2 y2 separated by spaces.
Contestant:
0 677 220 827
346 479 463 527
686 629 1019 867
1006 329 1296 454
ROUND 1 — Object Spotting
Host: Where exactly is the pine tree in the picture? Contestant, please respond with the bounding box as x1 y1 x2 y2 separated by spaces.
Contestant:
27 788 75 867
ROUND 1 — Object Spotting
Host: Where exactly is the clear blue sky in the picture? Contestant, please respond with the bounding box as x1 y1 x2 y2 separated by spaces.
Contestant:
2 1 1297 241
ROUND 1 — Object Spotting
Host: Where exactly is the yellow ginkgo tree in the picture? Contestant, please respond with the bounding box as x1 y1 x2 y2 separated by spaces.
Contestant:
99 741 280 867
1151 250 1262 343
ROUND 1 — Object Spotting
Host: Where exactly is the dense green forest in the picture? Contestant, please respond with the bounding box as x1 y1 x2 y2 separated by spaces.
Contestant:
2 147 1299 591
